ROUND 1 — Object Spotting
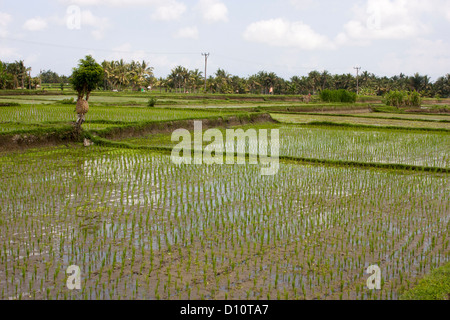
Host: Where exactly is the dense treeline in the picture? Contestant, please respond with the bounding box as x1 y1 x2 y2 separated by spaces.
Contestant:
40 70 69 84
0 60 40 89
1 58 450 97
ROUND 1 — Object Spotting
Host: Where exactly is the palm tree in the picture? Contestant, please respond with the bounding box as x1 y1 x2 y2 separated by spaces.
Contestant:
101 61 113 90
167 66 189 93
307 70 321 94
189 69 203 93
409 73 427 92
433 74 450 97
320 70 332 91
130 60 154 91
333 73 355 91
17 60 30 90
114 59 131 90
247 75 261 94
215 69 232 93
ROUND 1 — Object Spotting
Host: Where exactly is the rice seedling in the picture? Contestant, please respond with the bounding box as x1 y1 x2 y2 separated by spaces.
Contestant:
0 142 448 300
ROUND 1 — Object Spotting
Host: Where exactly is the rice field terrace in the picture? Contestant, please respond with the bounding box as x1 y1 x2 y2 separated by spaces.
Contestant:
346 113 450 122
271 113 450 130
123 124 450 168
0 97 449 301
0 105 238 133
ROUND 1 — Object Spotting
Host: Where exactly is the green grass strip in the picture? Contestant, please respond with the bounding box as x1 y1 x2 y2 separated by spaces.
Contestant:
0 125 74 137
279 155 449 173
278 121 450 133
400 262 450 300
272 112 450 123
90 112 265 136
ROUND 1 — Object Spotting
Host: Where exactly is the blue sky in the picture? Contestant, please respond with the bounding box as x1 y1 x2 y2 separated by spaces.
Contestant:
0 0 449 80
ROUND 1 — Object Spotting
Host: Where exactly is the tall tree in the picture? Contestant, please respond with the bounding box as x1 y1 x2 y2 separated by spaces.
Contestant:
70 55 103 129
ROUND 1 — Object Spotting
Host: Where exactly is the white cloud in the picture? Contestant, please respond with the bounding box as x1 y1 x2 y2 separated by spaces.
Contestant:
441 0 450 22
80 10 110 37
61 0 182 7
289 0 314 10
243 18 334 50
107 43 148 62
337 0 433 45
173 26 199 40
23 17 48 32
197 0 228 23
61 0 152 5
0 12 12 37
151 1 186 21
378 38 450 79
52 9 110 39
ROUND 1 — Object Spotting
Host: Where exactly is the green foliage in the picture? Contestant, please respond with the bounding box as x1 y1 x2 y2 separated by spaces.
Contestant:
70 55 104 100
0 61 18 89
383 90 422 108
383 90 406 108
0 102 20 107
409 91 422 107
401 262 450 300
60 98 75 105
319 89 357 103
147 97 157 107
359 87 377 96
40 70 69 84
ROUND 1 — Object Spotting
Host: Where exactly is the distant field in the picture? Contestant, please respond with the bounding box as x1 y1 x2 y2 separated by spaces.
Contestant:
0 105 239 129
122 124 450 168
271 113 450 129
348 112 450 121
0 95 150 105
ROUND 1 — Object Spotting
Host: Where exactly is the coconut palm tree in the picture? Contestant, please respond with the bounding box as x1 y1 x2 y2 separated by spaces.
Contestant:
319 70 332 91
307 71 321 94
433 74 450 97
247 75 261 94
215 69 232 93
189 69 203 93
167 66 189 93
113 59 131 90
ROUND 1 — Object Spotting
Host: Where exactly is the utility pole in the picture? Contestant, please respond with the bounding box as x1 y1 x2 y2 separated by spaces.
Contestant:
202 53 209 93
354 66 361 95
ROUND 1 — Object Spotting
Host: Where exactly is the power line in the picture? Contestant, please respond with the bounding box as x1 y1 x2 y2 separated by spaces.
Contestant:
0 36 200 55
2 36 360 77
214 53 354 75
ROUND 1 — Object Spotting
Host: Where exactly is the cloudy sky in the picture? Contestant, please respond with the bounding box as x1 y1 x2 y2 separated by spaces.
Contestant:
0 0 449 80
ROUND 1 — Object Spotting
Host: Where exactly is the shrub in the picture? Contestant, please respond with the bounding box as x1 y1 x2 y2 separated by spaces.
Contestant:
60 98 75 105
383 91 406 108
319 89 357 103
383 90 422 108
409 91 422 107
0 102 20 107
147 97 157 107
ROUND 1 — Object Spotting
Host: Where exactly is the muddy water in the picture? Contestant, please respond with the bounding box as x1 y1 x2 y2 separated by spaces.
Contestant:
0 147 448 300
